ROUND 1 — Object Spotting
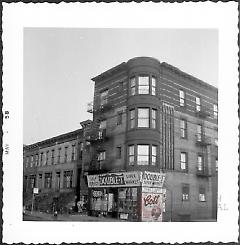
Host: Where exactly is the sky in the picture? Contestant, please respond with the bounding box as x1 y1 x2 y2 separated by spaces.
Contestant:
24 28 218 145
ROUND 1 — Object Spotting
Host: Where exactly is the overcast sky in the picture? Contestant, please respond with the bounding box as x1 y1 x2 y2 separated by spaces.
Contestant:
24 28 218 145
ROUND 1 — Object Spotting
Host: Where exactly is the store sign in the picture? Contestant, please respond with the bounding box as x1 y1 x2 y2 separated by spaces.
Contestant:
141 187 165 222
141 171 165 188
87 172 141 188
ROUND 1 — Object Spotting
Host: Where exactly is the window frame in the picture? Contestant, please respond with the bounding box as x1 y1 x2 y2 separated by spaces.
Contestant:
180 119 187 139
130 77 136 96
180 152 188 171
137 145 149 165
151 108 157 129
130 109 136 129
197 155 203 171
151 145 157 165
100 89 109 106
151 76 157 95
138 75 150 95
179 90 185 107
182 184 190 201
199 187 206 202
137 108 150 128
196 97 201 112
117 111 123 125
128 145 135 166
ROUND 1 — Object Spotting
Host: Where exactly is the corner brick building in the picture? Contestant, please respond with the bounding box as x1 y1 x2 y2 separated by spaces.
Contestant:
23 57 218 221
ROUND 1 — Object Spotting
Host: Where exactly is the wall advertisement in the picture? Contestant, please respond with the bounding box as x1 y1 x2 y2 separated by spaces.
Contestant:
141 171 165 188
141 187 165 222
87 171 141 188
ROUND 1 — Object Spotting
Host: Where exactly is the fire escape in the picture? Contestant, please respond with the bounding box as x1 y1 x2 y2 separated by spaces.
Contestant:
195 105 212 177
86 101 112 173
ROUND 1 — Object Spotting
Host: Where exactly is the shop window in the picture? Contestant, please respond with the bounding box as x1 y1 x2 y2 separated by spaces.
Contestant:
63 171 73 188
213 104 218 119
116 146 122 159
137 145 149 165
30 175 36 188
130 77 136 95
151 145 157 165
118 188 138 220
137 108 150 128
182 184 189 201
151 109 157 129
71 144 76 161
138 76 150 94
151 76 156 95
100 89 108 106
199 187 206 202
130 109 135 129
180 152 188 171
180 119 187 139
196 97 201 112
44 173 52 188
117 112 123 125
179 90 185 107
197 155 203 171
56 172 61 189
128 145 135 165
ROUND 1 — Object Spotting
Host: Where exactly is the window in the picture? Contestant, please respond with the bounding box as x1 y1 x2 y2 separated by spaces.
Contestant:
196 97 201 111
56 172 61 189
64 146 68 162
130 77 136 95
30 155 34 167
197 155 203 171
35 154 39 166
151 76 156 95
180 152 187 171
40 152 43 166
138 76 150 94
46 151 49 165
215 158 218 172
63 171 73 188
71 144 76 161
179 90 185 107
30 175 36 188
138 108 150 127
26 156 29 168
57 148 61 163
199 187 206 202
182 184 189 201
130 109 135 129
116 146 122 159
213 104 218 119
38 174 42 189
51 149 55 164
43 152 47 166
137 145 149 165
117 112 123 125
97 151 106 169
180 119 187 138
128 145 135 165
196 124 203 141
78 142 83 160
151 109 157 129
100 90 108 106
44 173 52 189
151 145 157 165
119 81 124 92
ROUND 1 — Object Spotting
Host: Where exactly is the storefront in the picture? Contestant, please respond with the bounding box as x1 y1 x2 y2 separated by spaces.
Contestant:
87 171 166 221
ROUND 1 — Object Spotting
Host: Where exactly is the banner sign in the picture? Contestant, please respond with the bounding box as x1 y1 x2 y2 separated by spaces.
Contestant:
141 171 165 188
141 187 165 222
87 172 141 188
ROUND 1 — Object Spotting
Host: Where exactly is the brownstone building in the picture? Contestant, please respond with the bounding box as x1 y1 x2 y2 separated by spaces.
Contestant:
23 57 218 221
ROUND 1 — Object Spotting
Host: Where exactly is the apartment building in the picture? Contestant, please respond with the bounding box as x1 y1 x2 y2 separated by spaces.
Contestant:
84 57 218 221
23 128 88 210
23 57 218 221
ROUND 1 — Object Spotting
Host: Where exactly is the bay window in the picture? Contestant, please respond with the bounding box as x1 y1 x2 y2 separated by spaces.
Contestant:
137 108 150 128
138 76 150 94
137 145 149 165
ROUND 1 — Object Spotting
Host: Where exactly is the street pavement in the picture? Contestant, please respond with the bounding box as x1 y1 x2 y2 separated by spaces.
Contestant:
23 210 125 222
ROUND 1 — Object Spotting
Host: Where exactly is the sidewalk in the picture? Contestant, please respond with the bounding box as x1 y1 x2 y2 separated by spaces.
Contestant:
24 210 125 222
